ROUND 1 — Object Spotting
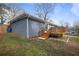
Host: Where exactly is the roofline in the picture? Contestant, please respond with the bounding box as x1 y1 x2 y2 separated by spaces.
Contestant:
10 13 59 27
10 13 45 24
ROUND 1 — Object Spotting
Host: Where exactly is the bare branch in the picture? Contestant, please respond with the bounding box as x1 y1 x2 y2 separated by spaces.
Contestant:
34 3 56 20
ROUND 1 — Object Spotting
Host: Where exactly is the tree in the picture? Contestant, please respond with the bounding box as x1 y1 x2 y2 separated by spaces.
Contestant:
34 3 56 30
59 20 70 27
2 4 25 24
0 4 9 24
34 3 56 20
8 4 24 18
59 20 71 34
0 4 7 14
73 21 79 35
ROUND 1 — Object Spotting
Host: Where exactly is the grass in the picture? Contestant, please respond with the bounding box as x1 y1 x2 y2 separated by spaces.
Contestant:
0 33 79 56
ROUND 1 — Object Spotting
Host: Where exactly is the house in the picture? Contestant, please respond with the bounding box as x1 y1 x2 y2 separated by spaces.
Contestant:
7 13 58 38
66 27 79 36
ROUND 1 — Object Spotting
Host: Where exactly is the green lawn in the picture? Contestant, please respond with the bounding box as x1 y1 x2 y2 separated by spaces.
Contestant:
0 33 79 56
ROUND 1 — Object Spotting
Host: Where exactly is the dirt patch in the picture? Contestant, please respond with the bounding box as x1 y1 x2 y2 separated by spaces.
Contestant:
48 37 79 55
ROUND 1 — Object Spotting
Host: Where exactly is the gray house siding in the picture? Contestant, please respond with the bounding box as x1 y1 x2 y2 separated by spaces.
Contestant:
28 19 43 37
10 18 43 37
11 19 27 36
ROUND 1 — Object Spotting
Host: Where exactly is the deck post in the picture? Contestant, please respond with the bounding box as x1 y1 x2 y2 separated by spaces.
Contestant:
26 17 29 38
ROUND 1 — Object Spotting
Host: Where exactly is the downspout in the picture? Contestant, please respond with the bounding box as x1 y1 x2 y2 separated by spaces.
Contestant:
26 17 29 38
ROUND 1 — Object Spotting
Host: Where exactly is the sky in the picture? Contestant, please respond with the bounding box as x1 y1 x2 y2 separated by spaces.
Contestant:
6 3 79 26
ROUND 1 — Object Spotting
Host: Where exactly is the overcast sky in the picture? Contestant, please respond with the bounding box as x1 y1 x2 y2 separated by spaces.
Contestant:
5 3 79 26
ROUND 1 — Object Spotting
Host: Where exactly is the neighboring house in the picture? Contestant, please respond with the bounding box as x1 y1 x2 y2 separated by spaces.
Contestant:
7 13 57 38
67 27 79 36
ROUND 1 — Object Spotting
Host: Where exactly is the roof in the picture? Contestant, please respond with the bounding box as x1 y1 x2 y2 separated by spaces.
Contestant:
10 13 58 27
10 13 45 24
